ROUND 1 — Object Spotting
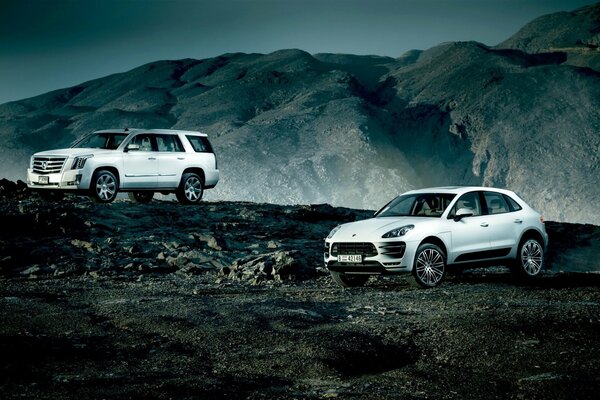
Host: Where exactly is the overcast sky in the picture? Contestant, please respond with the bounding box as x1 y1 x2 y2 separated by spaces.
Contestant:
0 0 596 104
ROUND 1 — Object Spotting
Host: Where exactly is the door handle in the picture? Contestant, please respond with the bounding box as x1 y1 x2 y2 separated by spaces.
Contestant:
148 157 156 160
177 157 185 160
480 222 489 227
514 219 523 224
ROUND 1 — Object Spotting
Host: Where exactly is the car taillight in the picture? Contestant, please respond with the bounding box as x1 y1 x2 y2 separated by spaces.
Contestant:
540 215 545 224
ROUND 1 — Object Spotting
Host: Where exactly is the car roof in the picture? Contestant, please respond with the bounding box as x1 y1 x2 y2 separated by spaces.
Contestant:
93 128 208 137
404 186 516 196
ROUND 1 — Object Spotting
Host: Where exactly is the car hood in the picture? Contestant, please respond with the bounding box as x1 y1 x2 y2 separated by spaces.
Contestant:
332 217 429 241
32 148 116 157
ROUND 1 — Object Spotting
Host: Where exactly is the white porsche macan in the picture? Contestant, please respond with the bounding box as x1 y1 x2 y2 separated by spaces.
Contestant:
324 187 548 288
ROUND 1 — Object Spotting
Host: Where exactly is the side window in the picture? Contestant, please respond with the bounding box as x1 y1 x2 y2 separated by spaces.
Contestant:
504 194 522 212
484 192 510 215
130 134 155 152
186 135 214 153
449 192 482 218
156 134 184 152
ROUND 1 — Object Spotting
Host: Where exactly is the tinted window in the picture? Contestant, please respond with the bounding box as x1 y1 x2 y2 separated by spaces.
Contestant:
484 191 510 214
73 132 128 150
449 192 482 218
156 134 184 152
377 193 456 218
130 134 155 152
504 194 522 212
186 135 214 153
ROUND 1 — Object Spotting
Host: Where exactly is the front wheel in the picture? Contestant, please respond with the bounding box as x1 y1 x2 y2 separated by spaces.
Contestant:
513 237 544 278
91 170 118 203
411 243 446 288
330 271 369 288
128 191 154 203
176 173 204 204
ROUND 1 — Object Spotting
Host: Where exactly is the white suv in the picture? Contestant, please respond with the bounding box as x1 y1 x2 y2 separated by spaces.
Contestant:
27 128 219 204
325 187 548 288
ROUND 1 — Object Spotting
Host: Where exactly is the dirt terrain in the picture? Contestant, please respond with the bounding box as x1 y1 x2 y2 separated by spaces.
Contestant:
1 180 600 399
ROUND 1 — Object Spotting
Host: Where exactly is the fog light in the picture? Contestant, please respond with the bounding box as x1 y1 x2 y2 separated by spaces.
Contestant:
66 175 82 186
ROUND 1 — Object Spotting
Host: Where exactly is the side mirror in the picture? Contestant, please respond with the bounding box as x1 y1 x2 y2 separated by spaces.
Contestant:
126 143 140 152
454 208 474 222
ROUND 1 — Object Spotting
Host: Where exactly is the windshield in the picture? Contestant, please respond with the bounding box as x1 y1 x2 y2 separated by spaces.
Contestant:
376 193 456 218
72 132 128 150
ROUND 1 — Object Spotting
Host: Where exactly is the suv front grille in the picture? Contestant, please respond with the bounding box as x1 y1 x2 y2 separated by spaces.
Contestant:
378 242 406 258
331 242 378 257
32 156 67 174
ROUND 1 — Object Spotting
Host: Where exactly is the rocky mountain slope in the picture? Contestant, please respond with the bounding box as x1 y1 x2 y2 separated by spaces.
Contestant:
497 2 600 70
0 3 599 224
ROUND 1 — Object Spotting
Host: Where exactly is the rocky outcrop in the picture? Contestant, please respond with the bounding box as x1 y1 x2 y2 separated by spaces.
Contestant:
0 184 598 280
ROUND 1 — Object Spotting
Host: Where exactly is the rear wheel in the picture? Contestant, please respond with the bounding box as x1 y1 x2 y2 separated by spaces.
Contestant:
176 173 204 204
91 170 118 203
128 191 154 203
330 271 369 288
411 243 446 288
513 237 544 278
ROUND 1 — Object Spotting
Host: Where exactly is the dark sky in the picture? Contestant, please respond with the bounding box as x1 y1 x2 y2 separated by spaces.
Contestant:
0 0 595 105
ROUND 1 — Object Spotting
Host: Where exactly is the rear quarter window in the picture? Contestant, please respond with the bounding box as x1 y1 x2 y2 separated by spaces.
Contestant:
186 135 214 153
504 194 523 212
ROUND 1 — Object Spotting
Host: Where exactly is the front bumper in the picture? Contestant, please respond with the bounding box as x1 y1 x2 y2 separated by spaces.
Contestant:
324 239 419 274
27 168 85 190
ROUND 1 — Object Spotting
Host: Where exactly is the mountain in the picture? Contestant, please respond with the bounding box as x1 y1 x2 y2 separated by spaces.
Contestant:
1 3 599 224
497 3 600 70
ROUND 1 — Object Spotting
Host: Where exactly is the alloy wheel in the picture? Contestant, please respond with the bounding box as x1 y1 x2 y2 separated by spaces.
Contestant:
416 248 445 286
184 176 202 201
96 174 116 201
521 239 543 276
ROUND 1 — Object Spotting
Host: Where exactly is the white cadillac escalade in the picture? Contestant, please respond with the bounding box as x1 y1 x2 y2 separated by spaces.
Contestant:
27 128 219 204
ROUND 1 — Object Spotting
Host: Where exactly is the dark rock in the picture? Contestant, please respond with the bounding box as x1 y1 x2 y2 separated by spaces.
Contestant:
226 250 314 282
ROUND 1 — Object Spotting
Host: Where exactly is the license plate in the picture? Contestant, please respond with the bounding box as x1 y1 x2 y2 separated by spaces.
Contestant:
337 254 362 263
38 176 49 184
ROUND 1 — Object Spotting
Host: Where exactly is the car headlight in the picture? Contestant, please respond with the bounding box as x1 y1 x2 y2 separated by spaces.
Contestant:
382 224 414 238
72 154 93 170
327 225 342 239
29 156 34 169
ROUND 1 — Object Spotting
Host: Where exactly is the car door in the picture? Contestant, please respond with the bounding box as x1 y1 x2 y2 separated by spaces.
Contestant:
447 191 492 263
121 133 159 189
154 134 187 188
483 191 521 256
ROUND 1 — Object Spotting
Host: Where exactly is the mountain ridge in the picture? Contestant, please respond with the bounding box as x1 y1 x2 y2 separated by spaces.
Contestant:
1 4 599 224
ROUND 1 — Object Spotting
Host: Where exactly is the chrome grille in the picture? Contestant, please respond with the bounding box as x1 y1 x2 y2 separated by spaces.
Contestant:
32 156 67 174
331 242 378 257
378 242 406 258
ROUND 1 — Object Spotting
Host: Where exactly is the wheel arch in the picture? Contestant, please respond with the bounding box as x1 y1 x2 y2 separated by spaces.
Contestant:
90 166 121 189
418 236 448 258
519 228 545 249
181 167 205 185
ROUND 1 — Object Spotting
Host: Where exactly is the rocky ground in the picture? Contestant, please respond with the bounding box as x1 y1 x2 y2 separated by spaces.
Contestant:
1 180 600 399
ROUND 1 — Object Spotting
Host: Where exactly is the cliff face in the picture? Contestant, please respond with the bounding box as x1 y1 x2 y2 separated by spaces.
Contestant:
1 4 599 224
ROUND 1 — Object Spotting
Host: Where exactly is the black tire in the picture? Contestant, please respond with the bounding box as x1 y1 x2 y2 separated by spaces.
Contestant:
128 191 154 203
90 170 118 203
176 173 204 204
512 237 544 278
330 271 369 288
411 243 446 288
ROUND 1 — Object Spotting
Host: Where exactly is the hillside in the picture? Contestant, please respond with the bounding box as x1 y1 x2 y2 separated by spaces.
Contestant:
497 3 600 70
0 4 599 224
